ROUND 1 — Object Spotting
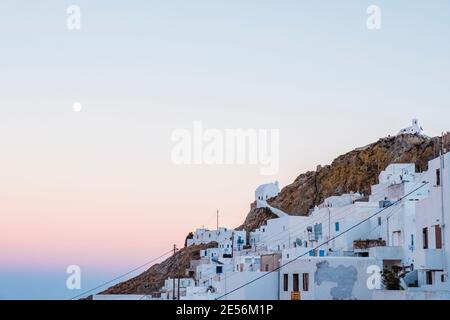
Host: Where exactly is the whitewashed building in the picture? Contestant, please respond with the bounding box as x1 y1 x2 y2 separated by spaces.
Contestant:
186 227 247 255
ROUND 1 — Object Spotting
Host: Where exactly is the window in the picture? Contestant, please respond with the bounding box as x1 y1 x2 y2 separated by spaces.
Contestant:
308 250 314 257
319 250 325 257
435 225 442 249
426 271 433 285
283 274 289 291
314 223 322 240
423 227 428 249
410 234 414 247
378 217 382 226
335 222 340 232
293 274 299 292
216 266 223 274
265 264 269 272
302 273 309 291
436 169 441 186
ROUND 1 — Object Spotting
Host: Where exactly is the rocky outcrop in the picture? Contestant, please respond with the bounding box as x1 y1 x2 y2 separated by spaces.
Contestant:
267 134 447 216
101 242 217 296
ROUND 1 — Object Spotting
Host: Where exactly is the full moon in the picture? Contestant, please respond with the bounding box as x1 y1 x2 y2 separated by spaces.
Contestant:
73 102 82 112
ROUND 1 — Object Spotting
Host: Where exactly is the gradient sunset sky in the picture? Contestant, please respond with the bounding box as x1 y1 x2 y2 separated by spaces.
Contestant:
1 0 450 299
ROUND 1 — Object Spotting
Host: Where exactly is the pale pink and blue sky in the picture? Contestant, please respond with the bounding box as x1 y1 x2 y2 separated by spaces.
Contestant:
1 0 450 299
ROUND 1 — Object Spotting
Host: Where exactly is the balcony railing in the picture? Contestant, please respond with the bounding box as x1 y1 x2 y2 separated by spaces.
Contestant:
353 239 386 250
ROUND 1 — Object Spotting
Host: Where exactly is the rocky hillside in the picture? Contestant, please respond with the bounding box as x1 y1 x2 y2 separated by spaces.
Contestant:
101 242 217 296
267 134 448 217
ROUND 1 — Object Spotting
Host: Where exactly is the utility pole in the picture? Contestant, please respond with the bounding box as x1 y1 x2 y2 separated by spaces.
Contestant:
172 244 176 300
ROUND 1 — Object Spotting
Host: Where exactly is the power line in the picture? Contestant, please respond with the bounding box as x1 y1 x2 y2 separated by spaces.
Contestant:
69 249 174 300
215 181 429 300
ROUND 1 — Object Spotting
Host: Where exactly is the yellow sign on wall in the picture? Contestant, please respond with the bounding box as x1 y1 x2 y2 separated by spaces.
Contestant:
291 291 301 300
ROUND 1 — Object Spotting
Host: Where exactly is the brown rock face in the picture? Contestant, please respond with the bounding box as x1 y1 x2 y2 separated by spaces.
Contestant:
268 134 446 216
101 242 217 296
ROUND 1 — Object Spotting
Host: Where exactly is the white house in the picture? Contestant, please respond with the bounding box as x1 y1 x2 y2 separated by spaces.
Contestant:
195 262 234 288
370 163 421 202
233 254 261 272
250 215 309 251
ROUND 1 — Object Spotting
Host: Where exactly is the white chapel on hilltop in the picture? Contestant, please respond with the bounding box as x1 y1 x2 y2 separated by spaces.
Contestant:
397 118 427 137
